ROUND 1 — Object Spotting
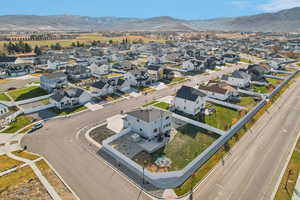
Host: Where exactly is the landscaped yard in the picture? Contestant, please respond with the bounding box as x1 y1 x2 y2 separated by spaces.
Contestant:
1 115 33 133
238 97 257 110
142 101 158 107
266 77 282 86
0 93 11 101
153 124 219 171
204 104 241 131
12 150 39 161
0 155 24 172
275 137 300 200
7 86 48 101
153 102 170 110
49 105 87 116
252 85 269 94
162 77 187 85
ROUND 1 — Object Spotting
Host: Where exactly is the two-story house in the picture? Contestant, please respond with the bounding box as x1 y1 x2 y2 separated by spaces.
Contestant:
40 72 68 92
221 70 251 88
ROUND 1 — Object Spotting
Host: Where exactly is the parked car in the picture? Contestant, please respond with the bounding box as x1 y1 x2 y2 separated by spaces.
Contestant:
29 122 43 133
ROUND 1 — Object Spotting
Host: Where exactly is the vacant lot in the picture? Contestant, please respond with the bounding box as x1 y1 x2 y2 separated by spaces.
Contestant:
36 160 77 200
0 166 52 200
12 150 39 161
7 86 48 101
1 115 33 133
134 124 219 172
0 155 24 172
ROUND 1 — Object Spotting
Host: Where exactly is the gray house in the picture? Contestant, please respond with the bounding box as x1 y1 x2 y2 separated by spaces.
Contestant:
40 72 68 92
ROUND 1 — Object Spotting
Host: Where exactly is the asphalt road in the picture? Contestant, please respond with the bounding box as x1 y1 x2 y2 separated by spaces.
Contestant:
21 65 246 200
193 75 300 200
0 77 39 92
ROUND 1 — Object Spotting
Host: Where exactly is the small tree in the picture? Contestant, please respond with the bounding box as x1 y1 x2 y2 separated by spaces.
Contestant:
34 45 42 56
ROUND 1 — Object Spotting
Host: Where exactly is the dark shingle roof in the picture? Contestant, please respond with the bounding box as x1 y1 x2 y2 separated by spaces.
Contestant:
176 86 206 102
0 57 17 63
198 84 227 95
50 88 84 102
91 80 107 89
126 108 168 123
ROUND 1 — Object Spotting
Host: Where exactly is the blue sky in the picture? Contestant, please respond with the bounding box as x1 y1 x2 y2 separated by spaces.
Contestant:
1 0 300 19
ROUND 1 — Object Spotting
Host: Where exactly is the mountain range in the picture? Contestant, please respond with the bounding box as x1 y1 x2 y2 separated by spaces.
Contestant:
1 7 300 32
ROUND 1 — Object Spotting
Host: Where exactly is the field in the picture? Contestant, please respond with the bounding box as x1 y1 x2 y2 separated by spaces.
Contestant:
7 86 48 101
0 34 166 52
1 115 33 133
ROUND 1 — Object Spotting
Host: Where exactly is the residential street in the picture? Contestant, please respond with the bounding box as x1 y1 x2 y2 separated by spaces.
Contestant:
21 65 245 200
193 76 300 200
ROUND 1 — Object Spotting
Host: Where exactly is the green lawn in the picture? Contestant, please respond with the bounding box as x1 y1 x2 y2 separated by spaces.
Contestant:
153 102 170 110
142 101 158 107
39 98 49 105
240 58 252 63
252 85 269 94
49 105 87 116
152 124 219 171
297 63 300 67
1 115 33 133
204 104 241 131
238 97 257 110
0 93 10 101
7 86 48 101
266 78 282 86
275 137 300 200
163 77 187 85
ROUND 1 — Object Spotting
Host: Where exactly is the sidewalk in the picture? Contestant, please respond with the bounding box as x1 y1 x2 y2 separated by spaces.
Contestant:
293 173 300 200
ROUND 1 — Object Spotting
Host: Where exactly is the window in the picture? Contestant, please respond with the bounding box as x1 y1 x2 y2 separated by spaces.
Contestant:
166 116 170 120
184 106 186 110
154 128 158 133
140 128 143 132
137 119 140 122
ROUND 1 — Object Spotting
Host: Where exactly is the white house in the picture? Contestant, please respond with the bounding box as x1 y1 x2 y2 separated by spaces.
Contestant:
49 88 91 109
198 84 233 101
124 69 151 87
222 70 251 88
147 55 161 65
173 86 207 116
124 108 172 139
89 62 111 77
90 80 115 97
47 59 68 70
40 72 68 92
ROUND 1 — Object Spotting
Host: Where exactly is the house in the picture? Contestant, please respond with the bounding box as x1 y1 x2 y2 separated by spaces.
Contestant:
147 55 161 65
246 64 271 82
40 72 68 92
0 104 9 116
90 79 116 97
198 83 236 101
47 57 69 70
116 78 131 92
147 65 164 81
182 59 206 72
0 64 34 78
65 65 92 81
124 68 152 87
173 86 207 115
49 87 91 109
221 70 251 88
89 62 111 77
222 53 240 63
124 108 172 140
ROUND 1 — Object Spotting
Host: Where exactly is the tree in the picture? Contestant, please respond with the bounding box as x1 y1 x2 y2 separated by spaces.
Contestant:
24 43 32 53
71 42 76 47
34 45 42 56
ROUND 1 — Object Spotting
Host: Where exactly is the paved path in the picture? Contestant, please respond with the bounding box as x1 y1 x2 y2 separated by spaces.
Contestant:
192 75 300 200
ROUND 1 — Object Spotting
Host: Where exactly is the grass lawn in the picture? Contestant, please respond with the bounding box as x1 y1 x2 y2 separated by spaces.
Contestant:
275 137 300 200
238 97 257 110
174 73 296 196
142 101 158 107
240 58 252 63
204 104 241 131
152 124 219 171
0 166 35 188
49 105 87 116
7 86 48 101
39 98 49 105
0 155 24 172
1 115 33 133
153 102 170 110
163 77 187 85
104 73 123 79
252 85 269 94
297 63 300 67
0 93 11 101
266 78 282 86
12 150 39 161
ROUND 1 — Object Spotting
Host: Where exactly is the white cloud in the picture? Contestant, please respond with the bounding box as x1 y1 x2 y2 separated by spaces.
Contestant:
257 0 300 12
